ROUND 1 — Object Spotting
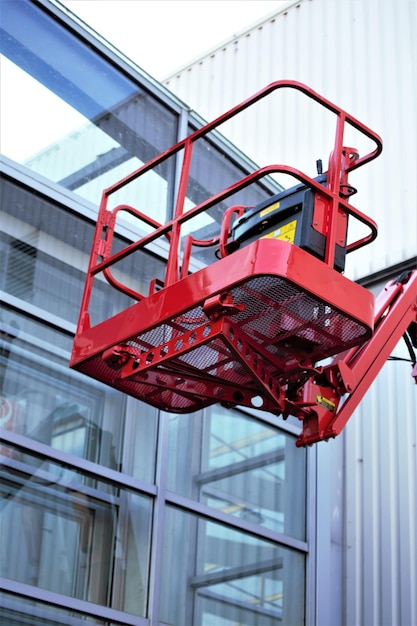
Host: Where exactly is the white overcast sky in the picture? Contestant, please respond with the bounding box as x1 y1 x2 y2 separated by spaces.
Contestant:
62 1 289 80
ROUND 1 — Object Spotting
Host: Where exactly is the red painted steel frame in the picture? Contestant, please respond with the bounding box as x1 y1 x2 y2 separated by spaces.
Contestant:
68 80 417 446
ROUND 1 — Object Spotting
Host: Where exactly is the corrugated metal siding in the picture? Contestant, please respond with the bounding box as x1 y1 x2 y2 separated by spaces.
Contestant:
344 353 417 626
163 3 417 624
164 0 417 281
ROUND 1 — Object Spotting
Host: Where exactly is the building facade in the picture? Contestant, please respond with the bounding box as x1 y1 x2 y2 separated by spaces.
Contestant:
0 1 314 625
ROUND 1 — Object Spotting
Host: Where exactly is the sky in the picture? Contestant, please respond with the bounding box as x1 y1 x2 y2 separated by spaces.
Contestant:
62 1 289 80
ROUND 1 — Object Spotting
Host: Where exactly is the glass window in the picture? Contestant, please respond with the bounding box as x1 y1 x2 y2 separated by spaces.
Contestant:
121 400 159 485
0 0 178 219
186 133 274 212
160 506 305 626
0 305 158 482
0 444 153 618
0 591 136 625
166 407 306 541
0 306 125 469
0 175 167 326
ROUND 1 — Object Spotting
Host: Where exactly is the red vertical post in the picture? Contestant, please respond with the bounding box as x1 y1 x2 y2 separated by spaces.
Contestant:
164 138 194 287
74 190 110 334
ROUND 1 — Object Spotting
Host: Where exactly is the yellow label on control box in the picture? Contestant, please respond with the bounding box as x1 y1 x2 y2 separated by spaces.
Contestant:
260 201 280 217
262 219 297 244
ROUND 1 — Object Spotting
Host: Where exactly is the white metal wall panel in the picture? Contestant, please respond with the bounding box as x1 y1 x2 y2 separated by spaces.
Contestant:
344 353 417 626
164 0 417 281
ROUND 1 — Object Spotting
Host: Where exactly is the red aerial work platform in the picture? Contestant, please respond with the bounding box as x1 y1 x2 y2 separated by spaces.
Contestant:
70 81 417 446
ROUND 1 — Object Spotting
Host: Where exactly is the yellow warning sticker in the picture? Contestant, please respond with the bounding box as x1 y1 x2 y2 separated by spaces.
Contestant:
260 201 280 217
262 219 297 244
316 394 336 412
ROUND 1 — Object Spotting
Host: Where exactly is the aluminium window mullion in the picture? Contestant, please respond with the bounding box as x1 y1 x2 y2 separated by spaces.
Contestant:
146 411 169 626
0 577 148 626
165 490 308 554
0 429 157 498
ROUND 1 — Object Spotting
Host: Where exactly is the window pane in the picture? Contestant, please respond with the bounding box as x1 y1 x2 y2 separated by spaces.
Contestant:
186 133 274 212
160 506 305 626
0 0 178 218
0 591 121 625
167 407 306 541
0 175 166 326
1 305 159 483
0 445 152 618
0 306 125 469
122 401 159 484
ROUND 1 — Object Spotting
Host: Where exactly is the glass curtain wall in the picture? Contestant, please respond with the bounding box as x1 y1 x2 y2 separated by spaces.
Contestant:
0 1 309 624
0 0 178 218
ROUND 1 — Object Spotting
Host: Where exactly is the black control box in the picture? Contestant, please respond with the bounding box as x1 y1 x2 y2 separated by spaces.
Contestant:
231 175 347 272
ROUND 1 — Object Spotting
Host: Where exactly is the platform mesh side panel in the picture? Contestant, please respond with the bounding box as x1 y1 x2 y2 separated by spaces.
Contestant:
226 276 370 360
125 324 177 354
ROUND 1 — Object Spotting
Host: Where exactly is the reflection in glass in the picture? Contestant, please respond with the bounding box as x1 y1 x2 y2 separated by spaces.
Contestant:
0 309 125 470
0 304 159 483
0 445 152 618
0 591 115 625
0 0 178 215
160 506 305 626
167 407 306 540
123 401 159 485
0 175 167 326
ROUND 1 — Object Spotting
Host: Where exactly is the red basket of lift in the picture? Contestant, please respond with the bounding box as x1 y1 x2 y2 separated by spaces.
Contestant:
70 81 382 421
